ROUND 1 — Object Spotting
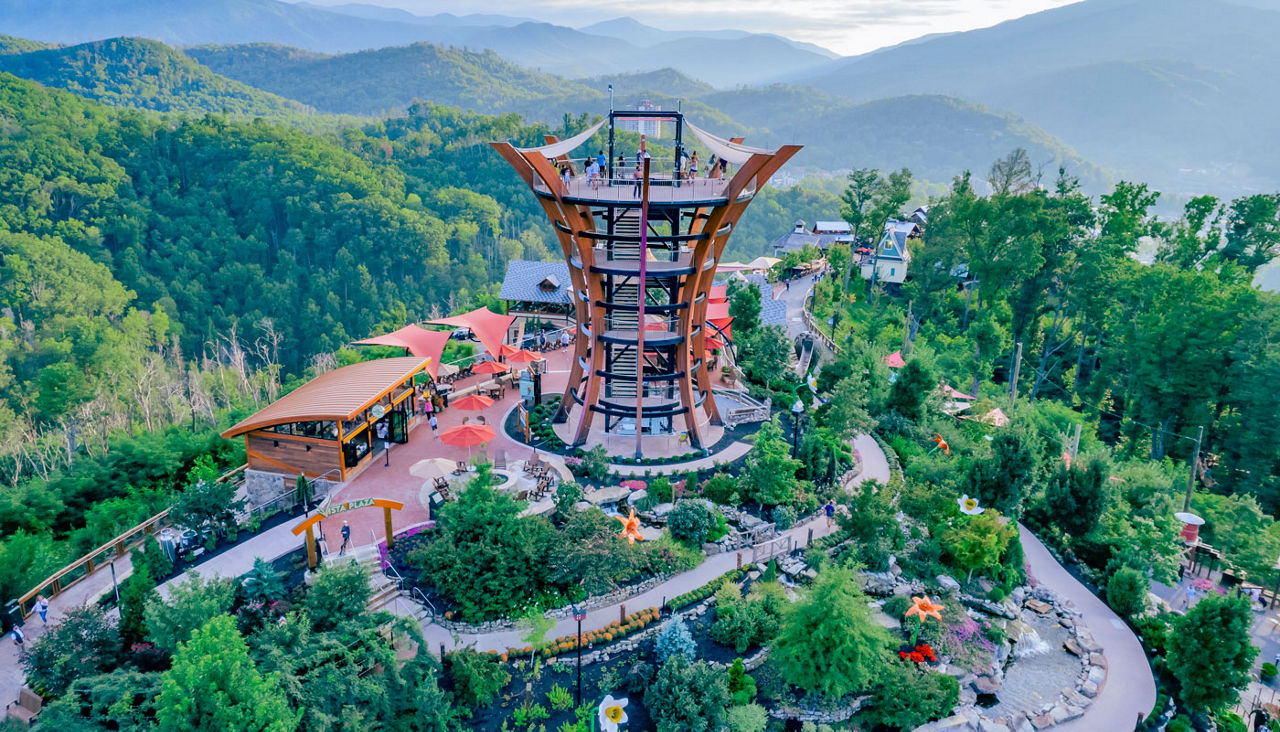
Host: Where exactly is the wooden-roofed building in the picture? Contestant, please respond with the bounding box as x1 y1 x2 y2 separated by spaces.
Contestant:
221 356 431 485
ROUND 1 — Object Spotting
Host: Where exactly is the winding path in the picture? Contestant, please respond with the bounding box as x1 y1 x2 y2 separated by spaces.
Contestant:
1019 526 1155 731
418 429 893 652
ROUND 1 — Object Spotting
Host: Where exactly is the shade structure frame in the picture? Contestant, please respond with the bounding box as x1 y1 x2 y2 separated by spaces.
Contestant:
491 120 800 455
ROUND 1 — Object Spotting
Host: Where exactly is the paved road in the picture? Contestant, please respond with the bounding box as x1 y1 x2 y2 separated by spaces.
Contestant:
1019 526 1155 731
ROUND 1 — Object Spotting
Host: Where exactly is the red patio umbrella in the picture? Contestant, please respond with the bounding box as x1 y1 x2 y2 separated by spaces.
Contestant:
472 360 510 375
496 344 520 358
506 349 544 364
451 394 494 411
438 422 497 460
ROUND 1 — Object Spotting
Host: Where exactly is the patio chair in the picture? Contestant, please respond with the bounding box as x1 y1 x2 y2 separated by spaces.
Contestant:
454 461 468 475
6 686 42 724
494 449 507 470
433 476 450 492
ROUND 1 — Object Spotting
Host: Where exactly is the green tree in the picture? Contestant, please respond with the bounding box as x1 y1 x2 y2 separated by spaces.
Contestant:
739 419 805 507
241 557 286 604
39 669 162 730
1043 457 1109 537
304 560 371 632
145 571 236 654
818 373 874 439
728 284 762 333
771 566 892 700
1105 566 1149 619
965 431 1039 518
644 656 731 732
21 606 120 698
940 509 1018 582
886 358 933 422
157 614 298 731
1166 595 1257 712
119 563 158 647
170 461 245 541
444 648 511 709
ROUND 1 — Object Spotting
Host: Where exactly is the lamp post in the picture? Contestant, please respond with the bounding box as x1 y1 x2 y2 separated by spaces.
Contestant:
791 399 805 459
384 440 391 467
572 604 586 707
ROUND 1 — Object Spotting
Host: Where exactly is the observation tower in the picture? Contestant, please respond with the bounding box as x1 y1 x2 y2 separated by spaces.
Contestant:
492 109 799 457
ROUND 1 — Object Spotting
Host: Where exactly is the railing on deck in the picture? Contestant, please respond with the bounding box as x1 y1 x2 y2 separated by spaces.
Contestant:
13 463 250 619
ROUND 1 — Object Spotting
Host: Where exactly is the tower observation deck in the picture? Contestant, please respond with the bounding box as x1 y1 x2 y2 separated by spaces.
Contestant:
492 109 800 457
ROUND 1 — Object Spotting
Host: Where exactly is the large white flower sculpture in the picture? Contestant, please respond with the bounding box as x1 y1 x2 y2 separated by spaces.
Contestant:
958 494 983 516
598 694 629 732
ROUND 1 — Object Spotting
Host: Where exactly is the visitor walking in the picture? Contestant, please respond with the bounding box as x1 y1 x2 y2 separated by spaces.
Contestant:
10 625 24 658
34 595 48 624
596 149 606 170
690 151 699 179
429 414 439 434
339 520 351 556
561 329 571 352
824 501 835 527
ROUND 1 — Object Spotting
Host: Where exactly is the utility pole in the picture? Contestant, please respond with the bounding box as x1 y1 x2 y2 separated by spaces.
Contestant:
1008 342 1023 406
902 300 914 355
1070 423 1082 460
1182 426 1205 512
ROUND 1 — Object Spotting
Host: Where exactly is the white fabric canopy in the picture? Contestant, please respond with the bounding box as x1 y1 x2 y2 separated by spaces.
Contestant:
516 119 606 160
684 120 771 166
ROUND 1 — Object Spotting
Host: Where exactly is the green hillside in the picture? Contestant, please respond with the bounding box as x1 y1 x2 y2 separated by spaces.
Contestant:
0 36 312 115
187 41 601 117
0 34 59 55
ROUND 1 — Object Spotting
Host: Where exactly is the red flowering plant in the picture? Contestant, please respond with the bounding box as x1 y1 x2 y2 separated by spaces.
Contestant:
897 643 937 664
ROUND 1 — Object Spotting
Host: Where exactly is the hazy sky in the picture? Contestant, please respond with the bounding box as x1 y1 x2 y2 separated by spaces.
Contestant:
308 0 1085 55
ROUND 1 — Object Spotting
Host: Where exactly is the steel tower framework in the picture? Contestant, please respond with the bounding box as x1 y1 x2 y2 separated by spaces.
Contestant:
493 110 799 455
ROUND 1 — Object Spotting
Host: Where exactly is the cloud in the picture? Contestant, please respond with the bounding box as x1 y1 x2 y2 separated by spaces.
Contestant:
329 0 1082 55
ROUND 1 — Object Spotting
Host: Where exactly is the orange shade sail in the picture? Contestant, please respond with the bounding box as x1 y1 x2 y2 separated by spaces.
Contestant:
506 349 544 363
451 394 495 411
352 325 451 379
472 360 510 375
428 307 515 361
439 423 497 448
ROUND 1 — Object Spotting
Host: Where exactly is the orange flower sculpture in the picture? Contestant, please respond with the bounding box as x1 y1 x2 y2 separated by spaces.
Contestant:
905 595 945 645
615 508 645 544
932 433 951 456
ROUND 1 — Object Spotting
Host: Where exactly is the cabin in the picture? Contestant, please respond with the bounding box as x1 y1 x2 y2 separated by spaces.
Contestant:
861 219 921 285
221 356 431 488
770 219 855 256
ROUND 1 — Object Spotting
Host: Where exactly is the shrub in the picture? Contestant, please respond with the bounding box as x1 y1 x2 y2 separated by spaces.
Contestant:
621 660 656 694
863 661 960 730
1105 566 1149 619
446 649 512 708
703 474 739 505
1263 662 1278 682
882 596 911 619
727 704 768 732
669 501 717 547
655 617 697 664
649 476 674 503
645 656 730 732
727 658 757 706
1166 714 1193 732
21 606 120 698
711 582 786 653
770 505 798 530
987 587 1007 603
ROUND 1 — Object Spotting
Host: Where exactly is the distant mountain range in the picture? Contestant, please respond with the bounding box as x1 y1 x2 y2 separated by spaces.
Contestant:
790 0 1280 196
2 0 837 87
0 37 311 115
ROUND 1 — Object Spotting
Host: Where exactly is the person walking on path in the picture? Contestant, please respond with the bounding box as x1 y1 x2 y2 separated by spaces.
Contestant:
824 501 835 527
429 414 438 434
339 520 351 556
34 596 48 624
10 625 24 658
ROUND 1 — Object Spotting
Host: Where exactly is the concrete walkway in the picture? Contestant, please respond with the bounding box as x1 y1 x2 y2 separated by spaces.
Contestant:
1019 526 1156 731
1 518 309 704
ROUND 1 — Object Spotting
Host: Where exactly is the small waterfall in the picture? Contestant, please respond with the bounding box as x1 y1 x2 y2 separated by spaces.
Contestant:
1013 627 1050 658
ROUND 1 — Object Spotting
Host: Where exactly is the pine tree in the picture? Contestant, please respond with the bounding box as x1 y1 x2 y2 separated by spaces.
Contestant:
156 614 299 731
771 566 892 700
